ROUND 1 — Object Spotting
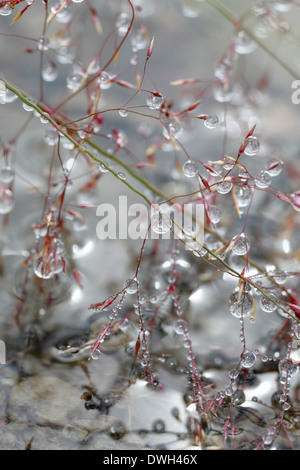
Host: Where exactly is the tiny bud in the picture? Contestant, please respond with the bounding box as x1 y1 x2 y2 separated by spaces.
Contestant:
147 36 155 58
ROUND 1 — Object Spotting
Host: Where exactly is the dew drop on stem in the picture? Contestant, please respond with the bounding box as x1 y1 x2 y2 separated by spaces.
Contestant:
259 293 278 312
231 233 250 256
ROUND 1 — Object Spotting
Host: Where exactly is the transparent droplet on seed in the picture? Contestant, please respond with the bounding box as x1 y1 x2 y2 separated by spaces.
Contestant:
265 157 283 177
204 113 218 129
255 170 271 189
228 288 254 318
146 92 163 110
259 293 278 312
231 233 250 256
182 161 197 178
97 71 113 90
216 180 232 194
241 350 256 368
34 257 53 280
244 136 260 156
290 192 300 212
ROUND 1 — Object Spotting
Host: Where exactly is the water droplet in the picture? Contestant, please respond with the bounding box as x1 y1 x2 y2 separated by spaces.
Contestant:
124 278 138 294
0 166 15 185
234 31 256 54
269 270 288 285
259 293 278 312
182 0 203 17
0 187 14 214
98 161 112 173
38 36 49 52
244 136 260 156
241 350 256 368
0 4 12 16
72 216 86 232
22 97 35 112
66 72 84 91
234 186 253 208
213 82 233 103
232 390 245 407
228 288 254 318
255 171 271 189
119 108 128 118
97 71 113 90
174 319 188 335
146 92 163 110
116 12 131 36
52 3 72 23
42 62 58 82
131 28 149 50
278 358 298 380
231 233 250 256
151 208 172 234
291 191 300 212
182 160 197 178
274 1 293 12
216 180 232 194
265 157 283 177
229 368 240 380
44 128 58 146
204 113 218 129
208 205 222 224
162 117 182 139
117 172 126 180
91 348 101 360
34 257 53 280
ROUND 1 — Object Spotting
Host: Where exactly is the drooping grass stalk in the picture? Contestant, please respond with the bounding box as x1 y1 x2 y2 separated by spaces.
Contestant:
1 76 299 324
